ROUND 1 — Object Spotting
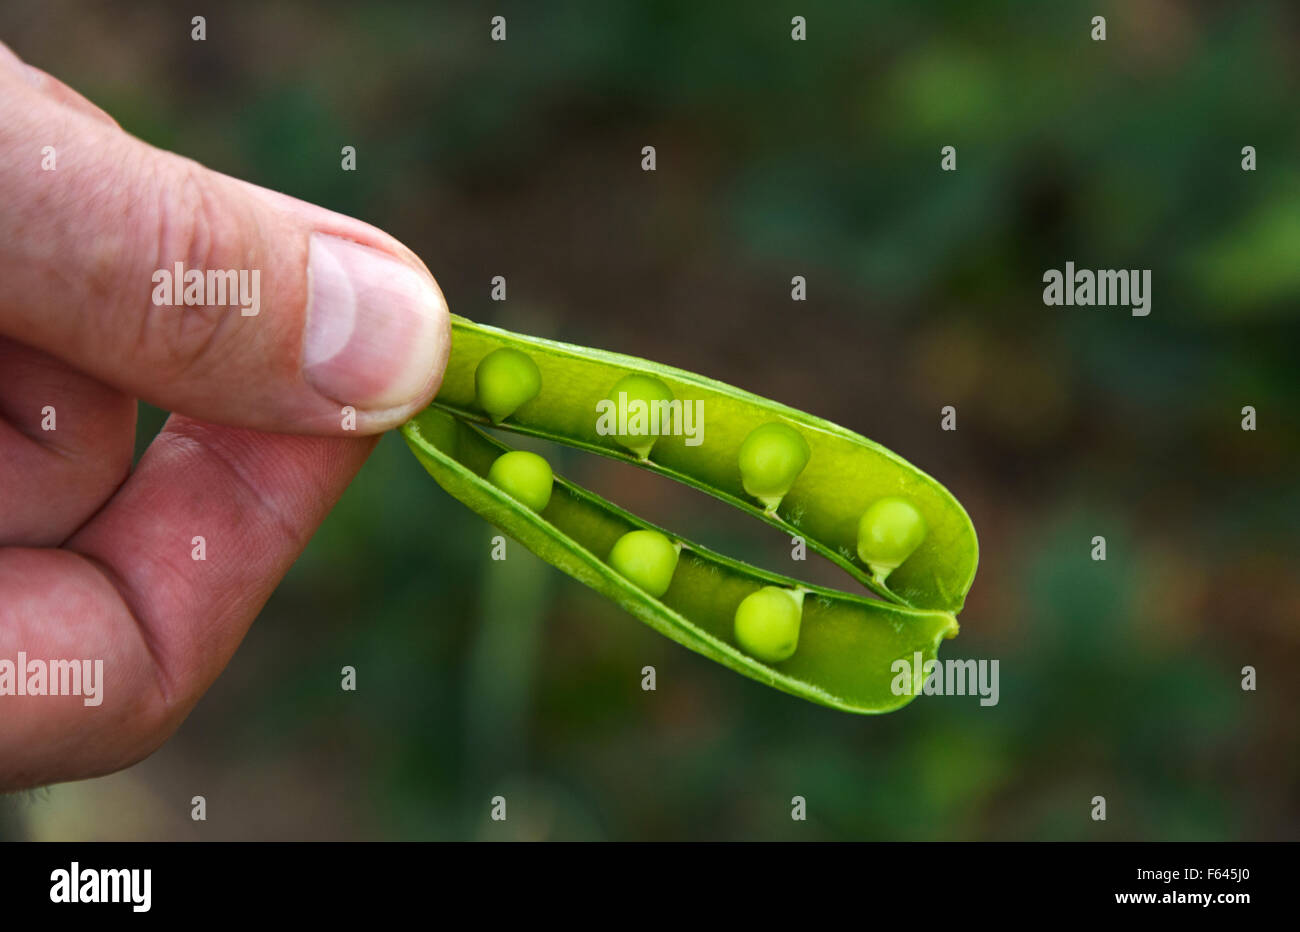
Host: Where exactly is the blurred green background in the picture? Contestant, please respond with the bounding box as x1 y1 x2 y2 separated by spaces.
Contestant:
2 0 1297 840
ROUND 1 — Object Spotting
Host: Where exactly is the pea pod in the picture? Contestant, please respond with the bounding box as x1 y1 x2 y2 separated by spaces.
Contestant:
402 408 958 714
423 316 978 612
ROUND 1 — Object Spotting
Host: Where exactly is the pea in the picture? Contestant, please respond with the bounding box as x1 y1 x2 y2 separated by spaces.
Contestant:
607 529 680 597
856 497 927 583
405 318 980 714
733 586 804 662
605 373 674 459
435 320 979 610
475 347 541 423
486 450 553 512
737 422 810 511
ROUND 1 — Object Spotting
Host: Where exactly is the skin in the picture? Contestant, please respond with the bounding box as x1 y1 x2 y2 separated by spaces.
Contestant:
0 44 450 791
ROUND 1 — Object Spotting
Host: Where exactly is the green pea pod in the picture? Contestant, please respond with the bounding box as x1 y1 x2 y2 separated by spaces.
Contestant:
424 316 978 612
402 408 958 714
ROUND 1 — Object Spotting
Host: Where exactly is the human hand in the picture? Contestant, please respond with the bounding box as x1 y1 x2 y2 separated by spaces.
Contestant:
0 43 450 791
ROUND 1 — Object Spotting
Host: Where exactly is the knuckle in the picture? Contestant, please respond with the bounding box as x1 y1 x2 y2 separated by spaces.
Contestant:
134 161 245 381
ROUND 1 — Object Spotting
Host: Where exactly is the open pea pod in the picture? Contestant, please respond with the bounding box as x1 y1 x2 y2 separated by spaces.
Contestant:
403 408 958 714
426 315 978 612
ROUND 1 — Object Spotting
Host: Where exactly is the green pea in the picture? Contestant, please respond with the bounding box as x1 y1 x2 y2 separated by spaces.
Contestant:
607 529 680 597
487 450 553 512
475 348 541 423
856 497 927 583
407 317 982 713
605 373 675 459
737 422 811 511
733 586 804 663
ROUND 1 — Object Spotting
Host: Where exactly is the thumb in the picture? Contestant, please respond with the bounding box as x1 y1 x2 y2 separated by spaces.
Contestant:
0 53 450 435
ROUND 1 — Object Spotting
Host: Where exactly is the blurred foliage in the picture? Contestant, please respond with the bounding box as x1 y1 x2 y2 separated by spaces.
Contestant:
2 0 1297 840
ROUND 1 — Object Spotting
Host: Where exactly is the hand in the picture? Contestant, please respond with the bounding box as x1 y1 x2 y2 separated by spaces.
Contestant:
0 43 450 791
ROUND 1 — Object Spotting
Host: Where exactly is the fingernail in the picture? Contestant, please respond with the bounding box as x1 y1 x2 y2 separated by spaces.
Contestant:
303 233 449 410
